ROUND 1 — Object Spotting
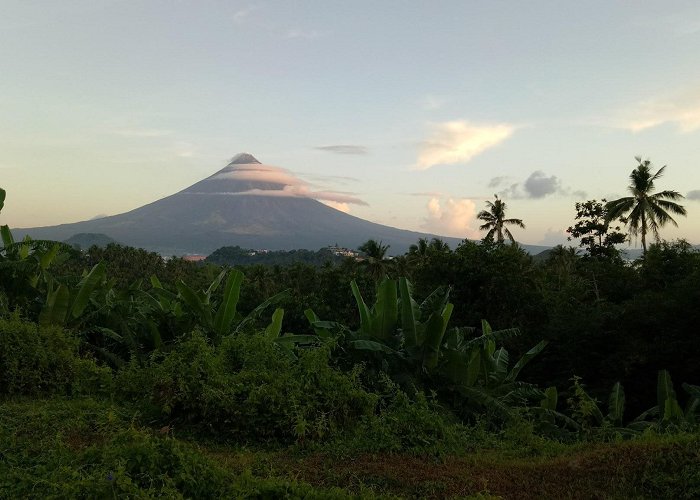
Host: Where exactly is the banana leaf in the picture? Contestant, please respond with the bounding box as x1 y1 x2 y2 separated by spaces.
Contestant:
213 269 244 336
492 347 510 383
657 370 677 421
399 277 418 347
234 289 289 335
264 308 284 338
71 262 106 319
1 225 14 248
350 280 371 335
39 283 70 325
349 339 399 355
372 277 398 342
177 280 212 329
505 340 548 383
607 382 625 425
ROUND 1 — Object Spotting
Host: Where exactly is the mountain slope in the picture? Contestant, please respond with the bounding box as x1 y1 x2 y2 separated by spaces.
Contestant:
14 154 547 255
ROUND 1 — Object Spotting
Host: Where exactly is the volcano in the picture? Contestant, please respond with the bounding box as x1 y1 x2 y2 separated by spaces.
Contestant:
14 154 469 255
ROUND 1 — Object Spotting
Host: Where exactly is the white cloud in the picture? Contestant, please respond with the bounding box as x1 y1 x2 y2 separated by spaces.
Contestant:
422 196 479 238
620 88 700 133
417 121 515 169
322 201 351 213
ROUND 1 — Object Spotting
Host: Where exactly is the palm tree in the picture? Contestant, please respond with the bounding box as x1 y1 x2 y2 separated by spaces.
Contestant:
477 195 525 244
605 158 687 255
358 239 390 281
407 237 450 266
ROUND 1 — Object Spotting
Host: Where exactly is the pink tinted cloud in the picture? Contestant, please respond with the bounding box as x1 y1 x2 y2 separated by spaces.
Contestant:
210 163 368 205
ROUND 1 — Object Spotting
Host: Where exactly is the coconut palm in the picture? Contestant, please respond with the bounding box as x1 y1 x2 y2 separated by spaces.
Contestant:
358 239 390 281
605 158 686 255
407 237 450 266
477 195 525 244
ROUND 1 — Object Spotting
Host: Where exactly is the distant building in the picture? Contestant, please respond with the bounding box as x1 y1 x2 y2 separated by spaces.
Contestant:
183 254 206 262
326 245 360 258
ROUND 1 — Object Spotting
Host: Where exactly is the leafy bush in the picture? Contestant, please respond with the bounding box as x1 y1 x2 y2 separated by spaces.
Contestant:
336 378 475 456
0 398 360 499
117 331 377 443
0 315 112 396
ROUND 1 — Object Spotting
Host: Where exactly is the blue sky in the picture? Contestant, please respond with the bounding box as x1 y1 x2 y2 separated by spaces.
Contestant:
2 0 700 246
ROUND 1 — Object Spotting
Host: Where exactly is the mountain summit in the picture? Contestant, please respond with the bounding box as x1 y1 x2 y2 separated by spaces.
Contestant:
228 153 261 165
15 154 467 255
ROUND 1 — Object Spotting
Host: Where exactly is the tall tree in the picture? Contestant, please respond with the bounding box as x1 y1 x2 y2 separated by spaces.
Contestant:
605 158 687 254
567 199 627 258
477 195 525 244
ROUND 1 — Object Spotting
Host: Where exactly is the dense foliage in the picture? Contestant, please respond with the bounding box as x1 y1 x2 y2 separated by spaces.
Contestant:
1 183 699 497
207 245 346 267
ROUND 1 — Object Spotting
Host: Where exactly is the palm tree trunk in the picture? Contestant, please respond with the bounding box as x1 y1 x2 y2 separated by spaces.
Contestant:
641 212 647 255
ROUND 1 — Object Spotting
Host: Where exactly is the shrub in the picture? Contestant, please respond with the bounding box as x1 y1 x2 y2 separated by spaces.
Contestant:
116 331 377 443
330 376 476 456
0 315 112 396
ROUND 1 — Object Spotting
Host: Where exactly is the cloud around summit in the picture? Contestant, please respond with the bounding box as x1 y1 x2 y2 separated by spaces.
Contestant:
211 163 368 206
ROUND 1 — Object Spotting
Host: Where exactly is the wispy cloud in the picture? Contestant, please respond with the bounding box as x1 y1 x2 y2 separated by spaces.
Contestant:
315 145 369 155
617 87 700 133
233 5 261 24
421 196 479 238
302 173 360 185
487 176 510 189
416 121 515 170
687 190 700 201
173 141 196 158
285 28 328 40
422 94 449 111
410 191 445 197
232 4 328 40
111 128 173 138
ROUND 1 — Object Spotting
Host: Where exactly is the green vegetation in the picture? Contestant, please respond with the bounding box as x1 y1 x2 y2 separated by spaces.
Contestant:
207 245 346 266
1 166 699 498
606 157 687 254
477 195 525 244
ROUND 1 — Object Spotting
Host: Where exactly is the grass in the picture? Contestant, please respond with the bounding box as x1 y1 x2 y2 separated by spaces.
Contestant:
1 397 697 499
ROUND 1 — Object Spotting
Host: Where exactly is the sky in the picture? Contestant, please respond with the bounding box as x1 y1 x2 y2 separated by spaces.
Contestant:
2 0 700 247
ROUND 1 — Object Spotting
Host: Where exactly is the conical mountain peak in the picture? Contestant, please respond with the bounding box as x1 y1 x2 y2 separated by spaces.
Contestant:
227 153 261 165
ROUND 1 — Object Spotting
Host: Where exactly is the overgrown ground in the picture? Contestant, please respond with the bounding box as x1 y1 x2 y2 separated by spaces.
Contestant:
2 398 698 499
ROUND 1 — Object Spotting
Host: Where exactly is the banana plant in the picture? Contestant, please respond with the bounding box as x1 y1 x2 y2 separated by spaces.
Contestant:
175 268 289 341
566 370 700 435
307 277 454 370
439 320 551 420
38 261 107 326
